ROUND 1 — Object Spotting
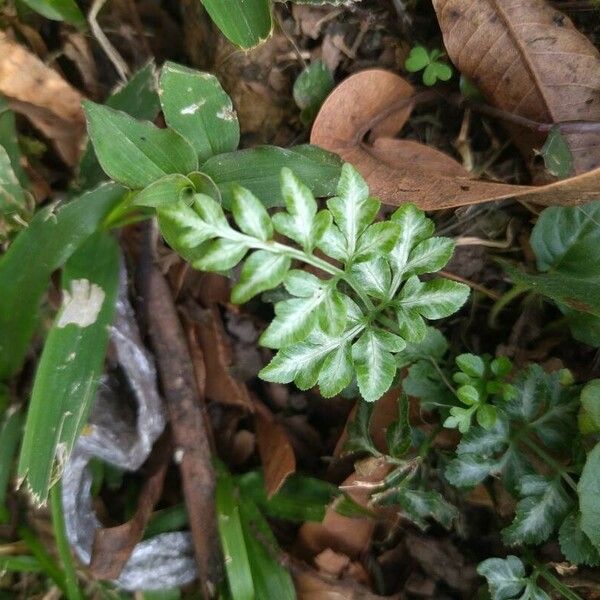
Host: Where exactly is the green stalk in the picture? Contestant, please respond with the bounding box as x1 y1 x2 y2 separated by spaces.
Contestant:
50 483 84 600
536 566 584 600
488 283 529 328
19 526 67 593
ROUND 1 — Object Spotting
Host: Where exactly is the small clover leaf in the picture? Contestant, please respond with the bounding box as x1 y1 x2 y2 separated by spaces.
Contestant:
405 46 453 86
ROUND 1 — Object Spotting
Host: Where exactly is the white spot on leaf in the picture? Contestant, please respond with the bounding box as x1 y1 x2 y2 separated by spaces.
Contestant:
216 105 237 122
57 279 105 328
180 99 206 115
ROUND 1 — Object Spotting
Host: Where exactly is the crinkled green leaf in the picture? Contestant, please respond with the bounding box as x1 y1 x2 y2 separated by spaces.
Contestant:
559 512 600 566
391 488 458 530
389 204 434 276
83 102 198 189
231 251 290 304
477 556 526 600
502 475 571 546
159 62 240 161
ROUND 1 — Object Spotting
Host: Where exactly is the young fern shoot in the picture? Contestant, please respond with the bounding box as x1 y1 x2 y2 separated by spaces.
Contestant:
158 163 469 402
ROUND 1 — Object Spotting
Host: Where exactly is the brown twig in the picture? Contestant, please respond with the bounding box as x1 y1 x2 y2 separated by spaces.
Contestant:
439 270 501 301
140 225 221 597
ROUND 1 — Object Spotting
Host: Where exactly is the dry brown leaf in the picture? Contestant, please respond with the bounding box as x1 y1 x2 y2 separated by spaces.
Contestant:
433 0 600 175
254 400 296 497
0 32 85 166
89 435 170 580
311 69 600 209
297 458 391 559
293 562 401 600
193 306 253 410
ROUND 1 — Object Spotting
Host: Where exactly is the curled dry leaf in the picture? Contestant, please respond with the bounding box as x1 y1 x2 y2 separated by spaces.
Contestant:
89 434 170 580
311 69 600 209
254 400 296 497
192 306 253 410
0 32 85 166
433 0 600 176
297 458 391 560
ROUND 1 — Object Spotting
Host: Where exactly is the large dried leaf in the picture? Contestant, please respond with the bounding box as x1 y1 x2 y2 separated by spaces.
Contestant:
311 69 600 210
433 0 600 175
0 32 85 166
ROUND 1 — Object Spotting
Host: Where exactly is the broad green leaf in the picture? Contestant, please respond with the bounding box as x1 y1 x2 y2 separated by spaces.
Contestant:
237 471 338 523
77 63 161 190
159 62 240 161
477 556 526 600
397 276 469 319
562 309 600 347
293 59 334 123
354 221 400 262
201 145 343 208
83 101 197 189
318 341 353 397
201 0 272 49
232 185 273 241
402 360 454 410
133 174 194 208
238 496 295 600
17 232 120 505
352 328 402 402
231 251 290 304
327 163 379 258
273 168 318 251
20 0 85 27
405 237 454 275
456 417 510 456
502 475 571 546
389 203 434 276
0 97 28 188
541 127 573 179
216 464 254 600
579 442 600 552
559 512 600 567
396 307 427 342
350 257 391 299
0 183 125 380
